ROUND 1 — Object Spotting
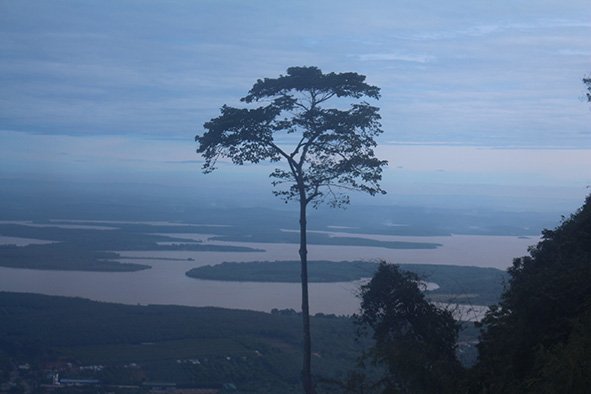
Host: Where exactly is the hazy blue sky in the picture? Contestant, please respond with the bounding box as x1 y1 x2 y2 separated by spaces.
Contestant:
1 1 590 212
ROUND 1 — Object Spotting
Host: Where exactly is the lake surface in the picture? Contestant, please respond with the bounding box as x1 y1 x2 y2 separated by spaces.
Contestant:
0 232 535 318
143 233 536 269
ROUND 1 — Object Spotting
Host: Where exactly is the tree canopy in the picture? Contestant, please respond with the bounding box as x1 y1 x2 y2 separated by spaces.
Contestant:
196 66 387 208
357 262 462 394
355 195 591 393
474 195 591 393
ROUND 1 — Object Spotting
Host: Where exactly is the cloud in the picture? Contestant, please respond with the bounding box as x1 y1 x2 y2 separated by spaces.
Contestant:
357 53 435 63
405 19 591 41
558 49 591 56
162 160 204 165
0 1 589 149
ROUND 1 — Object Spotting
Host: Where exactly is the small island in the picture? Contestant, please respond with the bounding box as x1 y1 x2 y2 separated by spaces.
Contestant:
0 222 263 272
186 260 508 305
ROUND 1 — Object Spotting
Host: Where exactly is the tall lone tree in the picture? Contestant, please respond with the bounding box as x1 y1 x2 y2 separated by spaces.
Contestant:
196 66 387 393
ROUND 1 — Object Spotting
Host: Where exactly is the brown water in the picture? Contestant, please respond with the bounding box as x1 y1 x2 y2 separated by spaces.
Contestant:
0 233 535 317
139 233 536 269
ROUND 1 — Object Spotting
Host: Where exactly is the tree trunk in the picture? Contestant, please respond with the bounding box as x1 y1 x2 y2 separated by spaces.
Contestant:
299 198 314 394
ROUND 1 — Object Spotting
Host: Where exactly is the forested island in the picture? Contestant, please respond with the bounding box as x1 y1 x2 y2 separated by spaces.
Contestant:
0 223 261 271
186 261 507 305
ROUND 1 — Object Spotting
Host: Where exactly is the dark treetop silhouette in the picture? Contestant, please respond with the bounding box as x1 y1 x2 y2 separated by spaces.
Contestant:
357 262 462 393
196 66 387 393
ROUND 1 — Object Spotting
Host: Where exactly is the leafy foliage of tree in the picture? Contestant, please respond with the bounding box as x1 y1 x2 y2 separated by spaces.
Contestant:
357 263 462 393
196 66 387 393
584 75 591 102
197 66 386 206
475 195 591 393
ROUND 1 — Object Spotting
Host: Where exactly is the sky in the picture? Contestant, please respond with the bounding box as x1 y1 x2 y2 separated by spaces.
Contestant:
1 0 590 214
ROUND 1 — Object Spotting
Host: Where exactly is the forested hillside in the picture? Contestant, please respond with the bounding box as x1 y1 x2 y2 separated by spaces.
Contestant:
351 195 591 393
473 195 591 392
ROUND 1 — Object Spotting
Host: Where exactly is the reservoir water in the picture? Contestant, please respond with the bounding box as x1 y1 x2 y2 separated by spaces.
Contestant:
0 233 535 317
